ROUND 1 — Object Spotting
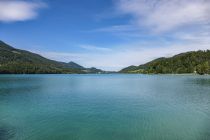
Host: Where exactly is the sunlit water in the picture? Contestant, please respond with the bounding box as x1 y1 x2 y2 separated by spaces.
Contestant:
0 74 210 140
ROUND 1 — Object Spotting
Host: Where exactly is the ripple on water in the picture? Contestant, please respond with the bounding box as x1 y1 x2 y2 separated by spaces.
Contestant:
0 125 15 140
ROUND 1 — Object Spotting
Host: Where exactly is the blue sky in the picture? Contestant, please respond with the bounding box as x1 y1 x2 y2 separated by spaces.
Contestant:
0 0 210 70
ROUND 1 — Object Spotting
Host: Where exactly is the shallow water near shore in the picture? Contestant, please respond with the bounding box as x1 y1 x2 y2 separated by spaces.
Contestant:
0 74 210 140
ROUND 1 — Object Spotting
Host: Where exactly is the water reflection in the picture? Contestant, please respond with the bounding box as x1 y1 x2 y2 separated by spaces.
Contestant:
193 78 210 87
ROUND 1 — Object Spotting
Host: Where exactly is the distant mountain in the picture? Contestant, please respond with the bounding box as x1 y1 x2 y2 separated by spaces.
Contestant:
120 50 210 75
0 40 104 74
67 62 84 69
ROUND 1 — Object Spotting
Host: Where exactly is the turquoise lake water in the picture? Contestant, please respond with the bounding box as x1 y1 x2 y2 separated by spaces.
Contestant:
0 74 210 140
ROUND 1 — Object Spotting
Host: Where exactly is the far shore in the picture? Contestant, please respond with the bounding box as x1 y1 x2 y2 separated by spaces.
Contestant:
0 73 209 76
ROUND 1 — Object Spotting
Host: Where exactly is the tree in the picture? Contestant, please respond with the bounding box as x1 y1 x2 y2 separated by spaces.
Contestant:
196 61 209 75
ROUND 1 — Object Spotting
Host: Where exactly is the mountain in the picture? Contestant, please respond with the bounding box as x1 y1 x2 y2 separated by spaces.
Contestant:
120 50 210 75
0 40 104 74
67 62 84 69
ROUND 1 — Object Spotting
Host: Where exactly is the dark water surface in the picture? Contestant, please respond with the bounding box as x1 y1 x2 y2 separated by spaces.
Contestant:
0 74 210 140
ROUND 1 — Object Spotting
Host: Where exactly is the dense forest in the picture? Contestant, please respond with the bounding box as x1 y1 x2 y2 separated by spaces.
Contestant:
120 50 210 75
0 40 104 74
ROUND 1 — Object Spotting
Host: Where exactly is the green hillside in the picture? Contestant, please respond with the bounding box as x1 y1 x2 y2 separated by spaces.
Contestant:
120 50 210 75
0 40 104 74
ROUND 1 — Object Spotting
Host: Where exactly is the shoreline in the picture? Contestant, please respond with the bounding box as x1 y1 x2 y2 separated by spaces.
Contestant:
0 73 209 76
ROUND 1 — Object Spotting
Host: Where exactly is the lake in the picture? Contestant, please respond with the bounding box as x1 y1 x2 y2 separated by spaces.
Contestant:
0 74 210 140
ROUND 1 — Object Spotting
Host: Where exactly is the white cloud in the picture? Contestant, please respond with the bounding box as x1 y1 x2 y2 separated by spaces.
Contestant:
0 0 46 22
93 25 138 32
117 0 210 32
79 45 112 52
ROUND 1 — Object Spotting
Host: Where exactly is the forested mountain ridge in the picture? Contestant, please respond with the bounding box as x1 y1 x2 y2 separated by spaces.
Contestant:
0 40 104 74
120 50 210 75
2 40 209 75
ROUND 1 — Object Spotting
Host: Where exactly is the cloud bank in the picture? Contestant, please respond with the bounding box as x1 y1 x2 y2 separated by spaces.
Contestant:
0 0 46 22
117 0 210 32
39 35 210 71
